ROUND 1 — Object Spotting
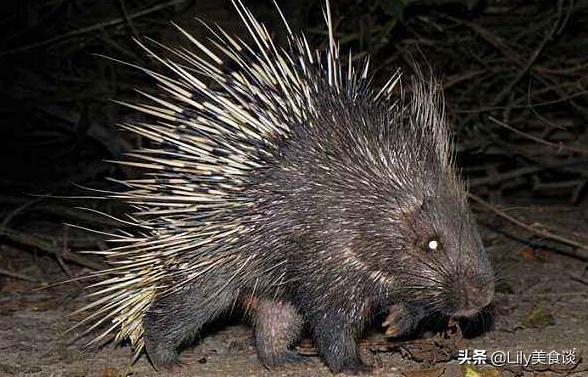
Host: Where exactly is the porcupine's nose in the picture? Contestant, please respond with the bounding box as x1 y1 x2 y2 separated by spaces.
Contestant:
452 278 494 319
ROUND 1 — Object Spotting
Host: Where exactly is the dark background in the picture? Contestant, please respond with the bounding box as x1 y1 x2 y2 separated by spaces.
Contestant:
1 0 587 202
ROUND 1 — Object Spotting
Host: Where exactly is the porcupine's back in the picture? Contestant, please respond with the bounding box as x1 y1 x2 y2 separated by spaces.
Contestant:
74 0 452 359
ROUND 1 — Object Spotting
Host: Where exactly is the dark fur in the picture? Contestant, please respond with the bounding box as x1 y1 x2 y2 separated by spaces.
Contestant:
142 78 495 374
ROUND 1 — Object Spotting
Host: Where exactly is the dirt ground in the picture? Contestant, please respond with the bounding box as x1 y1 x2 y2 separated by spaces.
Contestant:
1 206 587 377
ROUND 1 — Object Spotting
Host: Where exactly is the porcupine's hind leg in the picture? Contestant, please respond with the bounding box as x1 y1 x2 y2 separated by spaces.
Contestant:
254 299 304 367
143 282 239 368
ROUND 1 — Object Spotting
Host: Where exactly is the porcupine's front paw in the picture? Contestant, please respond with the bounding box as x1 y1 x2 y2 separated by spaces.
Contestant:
382 303 423 338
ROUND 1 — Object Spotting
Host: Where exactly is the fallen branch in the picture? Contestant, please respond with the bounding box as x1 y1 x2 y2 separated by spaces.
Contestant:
0 227 107 271
468 193 588 258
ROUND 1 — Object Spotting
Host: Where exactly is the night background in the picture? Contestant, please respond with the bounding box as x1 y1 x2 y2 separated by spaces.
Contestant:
0 0 587 376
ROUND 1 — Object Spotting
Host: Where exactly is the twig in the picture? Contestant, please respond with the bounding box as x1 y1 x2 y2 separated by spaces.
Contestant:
489 116 588 155
566 272 588 286
442 70 486 90
453 88 588 113
0 226 107 270
468 193 588 256
0 0 191 56
0 268 44 283
118 0 139 38
57 225 77 280
0 196 122 227
468 166 543 188
2 196 45 227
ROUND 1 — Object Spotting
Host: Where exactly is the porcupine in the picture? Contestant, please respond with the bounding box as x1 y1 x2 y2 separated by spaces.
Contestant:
77 0 495 374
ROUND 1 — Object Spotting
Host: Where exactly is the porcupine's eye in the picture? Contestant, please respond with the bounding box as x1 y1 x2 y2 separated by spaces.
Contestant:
426 238 442 252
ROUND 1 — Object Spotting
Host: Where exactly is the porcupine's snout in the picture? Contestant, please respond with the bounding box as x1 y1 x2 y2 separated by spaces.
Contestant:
451 270 495 319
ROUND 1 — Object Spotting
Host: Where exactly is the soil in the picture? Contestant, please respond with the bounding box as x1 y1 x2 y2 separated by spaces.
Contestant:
1 206 587 377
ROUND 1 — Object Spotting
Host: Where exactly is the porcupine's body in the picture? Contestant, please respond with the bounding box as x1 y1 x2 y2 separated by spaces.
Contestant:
80 1 495 374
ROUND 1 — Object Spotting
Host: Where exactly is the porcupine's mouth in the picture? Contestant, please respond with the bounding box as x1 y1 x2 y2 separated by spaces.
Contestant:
450 282 494 319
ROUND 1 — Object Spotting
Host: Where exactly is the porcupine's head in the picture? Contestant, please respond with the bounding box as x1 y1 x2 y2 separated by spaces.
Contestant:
302 76 496 321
